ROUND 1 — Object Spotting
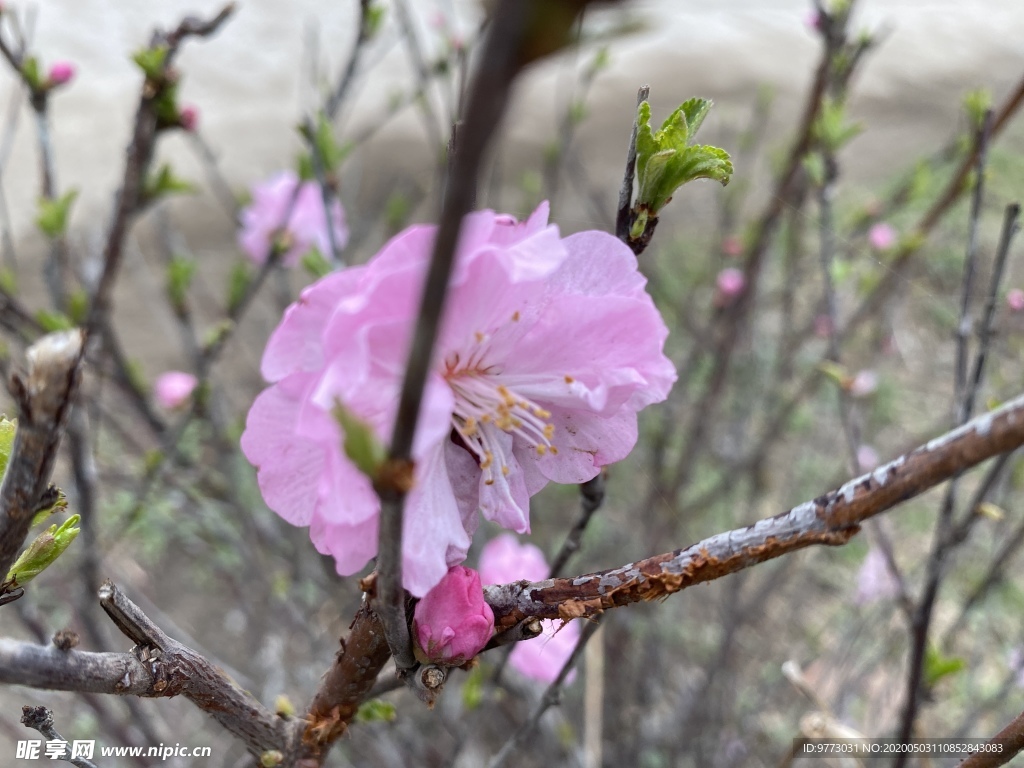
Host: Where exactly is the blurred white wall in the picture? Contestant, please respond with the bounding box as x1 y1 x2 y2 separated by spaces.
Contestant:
1 0 1022 240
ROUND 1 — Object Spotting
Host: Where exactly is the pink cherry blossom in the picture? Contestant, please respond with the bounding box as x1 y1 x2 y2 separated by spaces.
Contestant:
237 170 349 267
868 222 897 251
848 369 878 398
804 10 821 31
413 565 494 665
479 533 548 585
857 444 880 472
721 236 743 257
154 371 197 410
714 267 745 307
179 105 199 132
47 61 75 86
1007 288 1024 313
510 618 580 684
241 202 676 596
478 533 579 684
855 546 900 604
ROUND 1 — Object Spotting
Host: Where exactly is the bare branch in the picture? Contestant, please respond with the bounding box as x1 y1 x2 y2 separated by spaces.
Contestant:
486 391 1024 627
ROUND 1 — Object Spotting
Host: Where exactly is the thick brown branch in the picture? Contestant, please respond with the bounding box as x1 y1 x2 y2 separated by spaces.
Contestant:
297 603 392 763
0 330 84 585
486 392 1024 627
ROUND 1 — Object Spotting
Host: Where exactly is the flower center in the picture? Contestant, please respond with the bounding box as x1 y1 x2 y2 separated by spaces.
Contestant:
446 372 556 485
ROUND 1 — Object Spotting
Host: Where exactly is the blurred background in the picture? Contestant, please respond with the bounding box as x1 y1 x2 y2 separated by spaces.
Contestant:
2 1 1024 766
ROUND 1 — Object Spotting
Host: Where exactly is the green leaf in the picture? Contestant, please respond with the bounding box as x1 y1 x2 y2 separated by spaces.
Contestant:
67 289 89 325
385 191 411 234
36 189 78 238
144 164 196 202
355 699 397 723
0 416 16 480
332 400 386 480
166 255 197 311
5 514 80 585
813 98 862 152
21 57 41 90
924 645 966 687
963 87 992 130
0 267 16 295
301 247 332 279
131 45 169 80
34 309 74 333
365 4 386 38
227 262 253 315
298 114 350 176
634 99 733 214
462 665 484 710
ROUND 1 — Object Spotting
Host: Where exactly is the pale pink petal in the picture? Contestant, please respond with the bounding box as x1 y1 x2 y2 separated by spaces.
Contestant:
479 534 548 585
240 376 322 526
403 445 474 596
509 619 580 684
261 268 365 381
475 427 531 533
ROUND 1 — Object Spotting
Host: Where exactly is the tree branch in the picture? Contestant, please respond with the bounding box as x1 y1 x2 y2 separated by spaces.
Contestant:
486 391 1024 627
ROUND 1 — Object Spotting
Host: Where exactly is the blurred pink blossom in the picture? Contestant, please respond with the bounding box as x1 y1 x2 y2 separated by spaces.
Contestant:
1007 288 1024 313
479 534 548 585
804 10 821 31
814 314 833 339
237 170 349 267
721 235 743 257
510 618 580 684
240 202 676 596
714 267 745 308
857 444 880 472
155 371 197 410
413 566 494 665
1008 648 1024 688
47 61 75 86
848 369 878 398
868 222 897 251
478 533 579 684
179 105 199 132
855 546 900 604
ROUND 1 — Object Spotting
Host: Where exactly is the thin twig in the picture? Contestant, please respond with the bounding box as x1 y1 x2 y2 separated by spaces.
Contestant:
894 113 995 760
487 615 603 768
615 85 649 243
375 0 584 676
20 706 99 768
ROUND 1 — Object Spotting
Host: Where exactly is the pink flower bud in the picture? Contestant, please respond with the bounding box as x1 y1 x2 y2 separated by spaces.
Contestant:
154 371 197 410
868 222 897 251
721 235 743 257
413 566 494 665
47 61 75 86
848 369 878 398
714 267 745 308
1008 288 1024 313
179 105 199 132
804 10 821 31
856 444 880 472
